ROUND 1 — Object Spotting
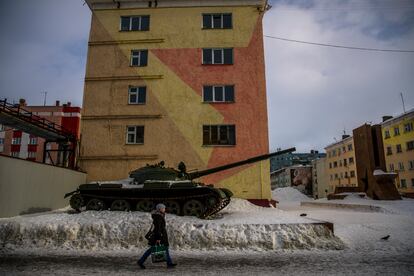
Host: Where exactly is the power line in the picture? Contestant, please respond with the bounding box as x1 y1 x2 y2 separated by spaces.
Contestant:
264 35 414 53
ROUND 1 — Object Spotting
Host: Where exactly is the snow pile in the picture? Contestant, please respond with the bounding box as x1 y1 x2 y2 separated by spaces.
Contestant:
0 199 344 252
272 187 311 202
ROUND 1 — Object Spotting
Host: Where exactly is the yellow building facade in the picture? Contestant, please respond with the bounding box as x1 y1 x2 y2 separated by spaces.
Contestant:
324 136 358 193
81 0 272 203
382 109 414 194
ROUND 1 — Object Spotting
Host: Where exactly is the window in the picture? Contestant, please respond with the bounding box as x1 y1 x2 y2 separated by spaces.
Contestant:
344 171 348 178
398 162 405 171
342 146 346 153
350 170 355 177
396 144 402 153
27 152 36 158
340 172 343 179
409 160 414 170
120 15 150 31
29 137 37 145
349 157 354 164
344 158 347 166
407 140 414 151
335 174 338 179
404 122 413 132
386 146 392 155
0 138 3 145
203 85 234 103
203 125 235 145
332 150 336 157
128 87 146 104
333 161 338 168
348 144 353 151
384 130 390 139
203 13 232 29
389 163 394 171
412 179 414 187
12 138 21 145
11 152 19 157
202 48 233 65
394 127 400 136
130 50 148 67
0 124 3 131
126 126 144 144
400 179 407 189
329 162 332 169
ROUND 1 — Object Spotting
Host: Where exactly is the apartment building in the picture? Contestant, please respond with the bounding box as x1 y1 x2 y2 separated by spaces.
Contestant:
382 109 414 194
0 99 81 165
81 0 272 203
311 157 328 199
324 135 357 194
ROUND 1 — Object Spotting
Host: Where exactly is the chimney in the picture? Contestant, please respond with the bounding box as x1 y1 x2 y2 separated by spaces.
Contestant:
342 134 350 140
382 116 393 122
19 98 27 106
55 100 60 106
67 102 71 107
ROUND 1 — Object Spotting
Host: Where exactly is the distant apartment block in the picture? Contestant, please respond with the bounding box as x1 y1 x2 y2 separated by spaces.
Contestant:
381 109 414 194
311 157 328 199
270 150 326 172
324 135 357 194
0 99 81 166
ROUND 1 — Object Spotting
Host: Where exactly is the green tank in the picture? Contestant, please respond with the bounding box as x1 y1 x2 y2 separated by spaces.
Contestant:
65 148 295 218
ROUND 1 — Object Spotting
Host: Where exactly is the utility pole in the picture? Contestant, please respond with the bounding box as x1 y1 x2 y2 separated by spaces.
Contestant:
41 91 47 106
400 92 406 113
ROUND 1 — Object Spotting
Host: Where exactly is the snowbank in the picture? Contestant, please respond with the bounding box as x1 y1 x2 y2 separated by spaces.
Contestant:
0 199 344 252
272 187 311 202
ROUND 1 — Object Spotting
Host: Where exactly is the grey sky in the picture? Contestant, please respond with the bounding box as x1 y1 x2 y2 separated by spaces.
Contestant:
0 0 413 153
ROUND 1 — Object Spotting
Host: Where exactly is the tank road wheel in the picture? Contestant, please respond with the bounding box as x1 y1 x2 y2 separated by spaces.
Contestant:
136 200 154 212
86 198 106 211
183 200 204 217
69 194 84 211
165 200 180 215
111 200 131 211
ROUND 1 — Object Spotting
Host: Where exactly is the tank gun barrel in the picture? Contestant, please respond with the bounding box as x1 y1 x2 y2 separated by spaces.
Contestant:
188 147 296 180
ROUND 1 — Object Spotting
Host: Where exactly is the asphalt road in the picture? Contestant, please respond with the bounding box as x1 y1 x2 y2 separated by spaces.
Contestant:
1 250 414 276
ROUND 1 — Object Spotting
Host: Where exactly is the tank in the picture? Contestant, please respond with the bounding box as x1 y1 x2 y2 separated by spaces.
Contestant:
65 147 296 218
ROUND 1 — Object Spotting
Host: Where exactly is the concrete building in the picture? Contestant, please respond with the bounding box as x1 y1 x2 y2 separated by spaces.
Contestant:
381 109 414 194
0 99 81 166
271 165 313 195
324 135 358 194
311 157 328 199
81 0 272 204
270 150 326 172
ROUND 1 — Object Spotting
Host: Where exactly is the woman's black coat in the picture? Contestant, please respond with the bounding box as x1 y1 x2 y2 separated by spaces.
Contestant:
149 212 169 246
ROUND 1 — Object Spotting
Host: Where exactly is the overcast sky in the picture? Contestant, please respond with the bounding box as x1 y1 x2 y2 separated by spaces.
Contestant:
0 0 413 153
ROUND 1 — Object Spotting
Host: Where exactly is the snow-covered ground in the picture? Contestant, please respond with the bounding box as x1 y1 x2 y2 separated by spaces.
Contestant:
1 187 414 275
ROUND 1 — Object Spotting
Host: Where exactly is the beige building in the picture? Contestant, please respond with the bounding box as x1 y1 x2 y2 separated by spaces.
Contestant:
325 135 358 194
381 109 414 194
312 157 328 199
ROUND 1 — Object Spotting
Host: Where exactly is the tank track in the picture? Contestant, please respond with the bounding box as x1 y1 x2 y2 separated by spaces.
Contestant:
74 192 231 219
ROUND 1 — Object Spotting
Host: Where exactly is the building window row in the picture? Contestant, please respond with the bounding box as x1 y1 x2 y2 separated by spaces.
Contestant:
125 125 236 146
387 141 414 155
202 13 232 29
203 85 234 103
328 144 353 158
384 123 413 139
398 178 414 189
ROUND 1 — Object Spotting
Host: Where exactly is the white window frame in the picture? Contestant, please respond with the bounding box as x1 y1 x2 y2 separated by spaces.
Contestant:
398 162 405 171
408 160 414 170
120 16 148 31
390 163 394 171
202 85 234 103
29 137 38 145
202 48 233 65
394 127 400 136
126 126 144 145
128 86 146 105
12 137 21 145
384 130 390 139
131 50 141 66
404 122 413 132
203 125 236 146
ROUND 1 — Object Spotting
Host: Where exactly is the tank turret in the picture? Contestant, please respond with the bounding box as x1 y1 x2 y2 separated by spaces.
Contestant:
65 147 296 218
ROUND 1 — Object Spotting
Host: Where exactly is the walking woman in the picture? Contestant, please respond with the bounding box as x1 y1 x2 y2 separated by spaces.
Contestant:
138 203 177 269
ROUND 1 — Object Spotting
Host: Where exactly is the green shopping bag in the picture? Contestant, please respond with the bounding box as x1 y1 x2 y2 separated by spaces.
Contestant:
151 245 167 263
